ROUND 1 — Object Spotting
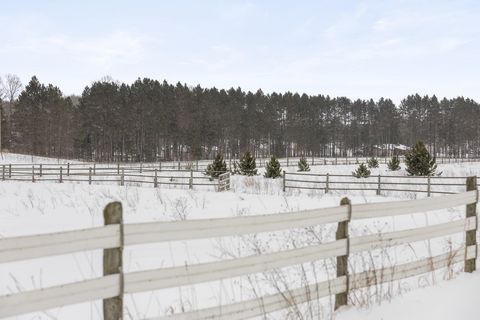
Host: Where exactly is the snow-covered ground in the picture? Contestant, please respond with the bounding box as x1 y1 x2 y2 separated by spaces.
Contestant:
0 153 479 319
337 271 480 320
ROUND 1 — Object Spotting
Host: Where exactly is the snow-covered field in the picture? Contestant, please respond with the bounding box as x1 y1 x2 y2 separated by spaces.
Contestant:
0 153 479 319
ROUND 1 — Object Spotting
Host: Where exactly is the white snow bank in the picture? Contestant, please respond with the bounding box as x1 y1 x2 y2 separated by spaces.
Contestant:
336 271 480 320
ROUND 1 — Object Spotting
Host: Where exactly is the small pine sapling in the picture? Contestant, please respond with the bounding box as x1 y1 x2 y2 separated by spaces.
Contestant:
353 163 371 178
264 156 282 178
239 151 257 176
298 156 311 172
367 157 379 168
205 153 227 178
387 155 401 171
405 141 437 176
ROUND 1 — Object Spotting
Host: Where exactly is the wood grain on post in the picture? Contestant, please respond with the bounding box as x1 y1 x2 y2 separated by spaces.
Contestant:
189 170 193 189
325 173 329 193
376 174 381 195
465 176 477 273
335 197 351 310
103 202 124 320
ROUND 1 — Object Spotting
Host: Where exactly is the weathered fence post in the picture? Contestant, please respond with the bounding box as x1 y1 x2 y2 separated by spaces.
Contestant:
117 163 120 175
39 164 42 177
121 169 124 186
32 166 35 183
8 164 11 178
427 175 431 197
67 163 70 176
335 197 351 310
376 174 381 195
325 173 330 193
93 163 96 175
178 161 180 170
189 169 193 189
140 163 143 174
103 202 124 320
465 176 477 273
2 165 4 180
159 162 162 172
59 167 63 183
282 171 286 192
89 167 92 185
154 169 158 188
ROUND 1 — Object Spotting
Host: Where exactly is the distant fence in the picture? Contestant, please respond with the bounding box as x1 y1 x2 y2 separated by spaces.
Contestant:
17 155 480 172
283 172 471 196
0 177 477 319
0 163 230 192
160 155 480 170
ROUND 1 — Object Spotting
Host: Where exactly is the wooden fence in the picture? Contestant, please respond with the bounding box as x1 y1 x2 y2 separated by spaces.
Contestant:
0 164 231 192
283 172 470 195
157 155 480 170
0 177 477 319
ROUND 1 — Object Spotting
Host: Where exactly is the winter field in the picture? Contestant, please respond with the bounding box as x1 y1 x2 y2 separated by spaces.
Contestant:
0 153 479 319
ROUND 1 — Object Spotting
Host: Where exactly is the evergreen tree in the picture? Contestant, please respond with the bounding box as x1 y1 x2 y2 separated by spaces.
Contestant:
387 155 401 171
353 163 371 178
405 141 437 176
264 156 282 178
239 151 257 176
205 153 227 178
230 161 241 175
298 156 310 172
367 157 379 168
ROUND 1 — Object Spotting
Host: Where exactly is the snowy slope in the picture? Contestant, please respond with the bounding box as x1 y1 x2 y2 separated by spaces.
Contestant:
0 154 478 319
337 271 480 320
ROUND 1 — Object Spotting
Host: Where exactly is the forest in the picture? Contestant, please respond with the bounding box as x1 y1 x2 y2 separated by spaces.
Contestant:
1 75 480 162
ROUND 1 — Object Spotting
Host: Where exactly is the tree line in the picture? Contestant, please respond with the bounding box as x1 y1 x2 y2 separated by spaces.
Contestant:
1 75 479 162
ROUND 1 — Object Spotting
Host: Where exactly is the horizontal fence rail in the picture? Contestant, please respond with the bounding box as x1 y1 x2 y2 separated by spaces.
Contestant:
283 171 474 196
0 176 478 319
0 163 230 192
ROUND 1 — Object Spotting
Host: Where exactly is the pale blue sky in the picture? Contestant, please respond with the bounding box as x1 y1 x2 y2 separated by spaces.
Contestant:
1 0 479 102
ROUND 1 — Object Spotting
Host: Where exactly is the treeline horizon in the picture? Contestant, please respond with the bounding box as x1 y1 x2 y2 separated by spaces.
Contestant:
1 75 480 162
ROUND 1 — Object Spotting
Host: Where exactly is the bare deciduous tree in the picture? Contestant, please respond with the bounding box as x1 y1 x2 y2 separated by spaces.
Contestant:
3 74 23 104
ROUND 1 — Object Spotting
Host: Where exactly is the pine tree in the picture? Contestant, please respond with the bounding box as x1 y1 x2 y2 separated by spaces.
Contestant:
353 163 371 178
230 161 241 175
265 156 282 178
367 157 379 168
205 153 227 178
298 156 310 172
405 141 437 176
239 151 257 176
387 155 401 171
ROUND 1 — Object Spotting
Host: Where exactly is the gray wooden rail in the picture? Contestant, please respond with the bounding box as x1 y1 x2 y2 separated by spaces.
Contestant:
0 164 230 192
0 178 478 319
283 171 471 195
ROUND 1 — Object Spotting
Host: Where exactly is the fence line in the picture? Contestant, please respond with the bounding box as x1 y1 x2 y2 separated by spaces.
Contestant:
283 171 472 195
0 164 231 192
0 177 477 319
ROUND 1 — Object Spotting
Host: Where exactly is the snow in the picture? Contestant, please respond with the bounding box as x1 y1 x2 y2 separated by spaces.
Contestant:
0 153 479 319
337 271 480 320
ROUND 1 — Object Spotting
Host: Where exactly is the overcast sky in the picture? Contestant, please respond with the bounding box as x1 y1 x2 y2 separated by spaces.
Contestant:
1 0 479 102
